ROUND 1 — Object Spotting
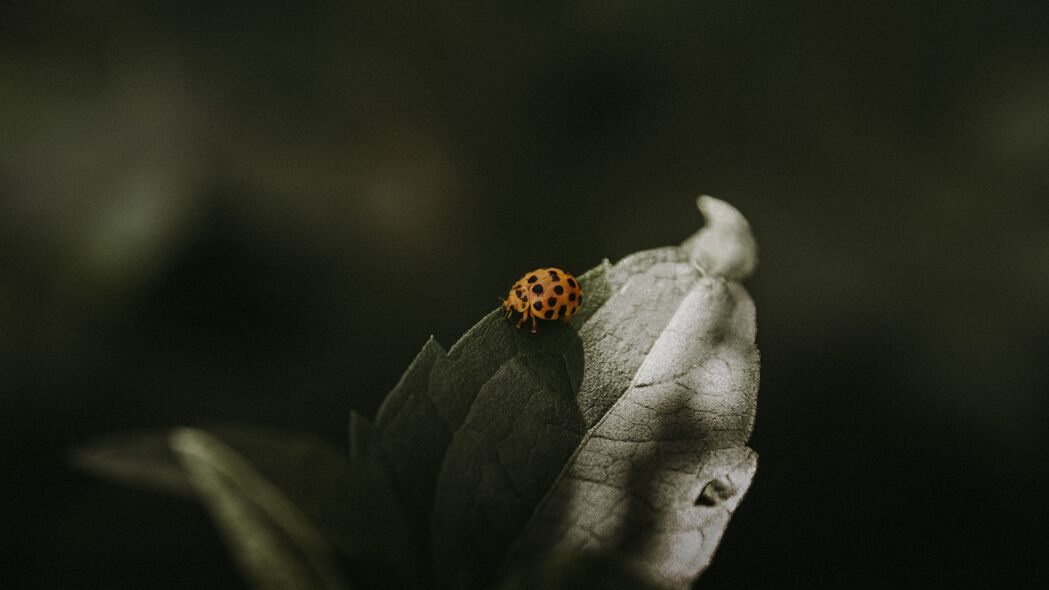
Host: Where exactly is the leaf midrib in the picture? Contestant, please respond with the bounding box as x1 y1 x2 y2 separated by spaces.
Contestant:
503 255 704 566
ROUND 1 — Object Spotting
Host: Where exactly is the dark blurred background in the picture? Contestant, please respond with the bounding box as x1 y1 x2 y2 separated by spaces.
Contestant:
2 1 1047 587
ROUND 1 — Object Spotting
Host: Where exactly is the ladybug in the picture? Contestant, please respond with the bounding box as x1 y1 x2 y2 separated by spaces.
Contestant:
501 267 583 333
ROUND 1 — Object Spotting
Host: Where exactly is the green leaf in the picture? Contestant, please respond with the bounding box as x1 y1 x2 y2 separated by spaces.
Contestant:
70 429 194 497
170 428 350 590
73 424 418 588
371 196 761 588
367 271 605 532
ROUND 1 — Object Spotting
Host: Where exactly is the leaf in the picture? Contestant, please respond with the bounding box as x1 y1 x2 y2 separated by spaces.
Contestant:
370 196 761 588
169 427 350 590
74 424 418 587
70 429 195 497
366 276 600 532
73 196 760 590
508 277 759 587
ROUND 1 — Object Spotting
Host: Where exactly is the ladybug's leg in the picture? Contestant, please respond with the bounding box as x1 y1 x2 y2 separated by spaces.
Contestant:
530 314 538 333
515 306 528 329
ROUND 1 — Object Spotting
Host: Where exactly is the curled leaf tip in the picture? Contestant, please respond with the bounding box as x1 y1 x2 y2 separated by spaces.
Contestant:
681 195 758 281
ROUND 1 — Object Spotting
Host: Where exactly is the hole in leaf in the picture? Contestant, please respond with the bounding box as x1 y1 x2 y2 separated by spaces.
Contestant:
695 478 736 506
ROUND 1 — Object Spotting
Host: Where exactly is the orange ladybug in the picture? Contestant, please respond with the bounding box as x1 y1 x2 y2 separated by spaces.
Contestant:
501 267 583 333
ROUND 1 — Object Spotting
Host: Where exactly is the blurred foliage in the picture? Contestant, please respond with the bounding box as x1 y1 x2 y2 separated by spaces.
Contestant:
2 0 1048 587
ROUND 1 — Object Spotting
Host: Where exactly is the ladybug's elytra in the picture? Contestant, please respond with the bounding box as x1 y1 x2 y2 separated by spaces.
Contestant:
500 267 583 333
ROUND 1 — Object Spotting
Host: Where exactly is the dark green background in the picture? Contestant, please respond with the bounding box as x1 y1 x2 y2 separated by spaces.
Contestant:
2 1 1046 587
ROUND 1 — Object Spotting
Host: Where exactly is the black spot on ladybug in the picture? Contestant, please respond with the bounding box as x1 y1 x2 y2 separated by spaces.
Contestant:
527 275 538 284
559 304 567 316
515 290 524 299
547 296 556 306
568 292 576 301
532 284 544 294
533 301 543 311
549 270 560 281
553 285 564 295
567 278 576 288
543 310 554 319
